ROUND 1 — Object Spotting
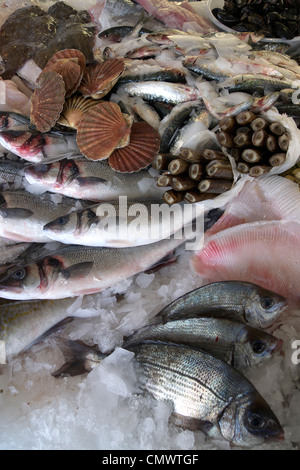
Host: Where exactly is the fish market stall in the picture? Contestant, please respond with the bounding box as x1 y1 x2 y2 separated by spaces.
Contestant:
0 0 300 451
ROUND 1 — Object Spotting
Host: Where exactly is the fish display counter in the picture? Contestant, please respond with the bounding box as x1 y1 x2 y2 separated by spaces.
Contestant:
0 0 299 451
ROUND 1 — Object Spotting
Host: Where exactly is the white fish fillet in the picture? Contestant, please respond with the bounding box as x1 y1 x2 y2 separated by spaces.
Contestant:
191 220 300 301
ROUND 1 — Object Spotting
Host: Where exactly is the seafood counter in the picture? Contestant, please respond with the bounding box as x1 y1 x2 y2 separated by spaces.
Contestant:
0 0 300 451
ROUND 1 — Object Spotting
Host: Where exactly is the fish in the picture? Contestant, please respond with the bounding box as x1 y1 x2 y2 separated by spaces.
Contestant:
98 25 152 43
133 0 217 33
0 158 26 186
0 111 33 132
43 198 196 247
0 129 77 163
191 221 300 302
118 63 187 85
224 74 297 93
24 158 163 201
183 57 236 81
0 189 91 243
0 297 75 362
53 339 284 447
0 235 185 300
122 317 283 370
155 281 287 329
120 81 201 105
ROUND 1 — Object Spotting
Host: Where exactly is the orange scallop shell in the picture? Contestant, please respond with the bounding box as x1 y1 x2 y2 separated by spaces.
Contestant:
30 70 66 132
58 94 99 129
45 60 83 97
76 101 133 160
45 49 86 72
108 122 161 173
78 59 125 99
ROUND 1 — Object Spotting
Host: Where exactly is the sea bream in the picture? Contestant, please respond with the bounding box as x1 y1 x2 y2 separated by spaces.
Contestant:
0 235 185 300
155 281 287 329
52 339 284 447
24 158 164 201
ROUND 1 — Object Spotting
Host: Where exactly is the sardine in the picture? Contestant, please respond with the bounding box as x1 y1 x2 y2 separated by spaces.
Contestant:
156 281 287 329
0 189 91 243
24 158 163 201
122 317 282 370
98 25 152 43
120 81 201 105
43 198 196 247
0 130 77 163
53 339 284 447
0 235 185 300
224 74 297 93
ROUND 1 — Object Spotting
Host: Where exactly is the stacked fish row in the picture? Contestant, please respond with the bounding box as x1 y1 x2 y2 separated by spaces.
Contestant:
216 111 291 177
152 147 233 205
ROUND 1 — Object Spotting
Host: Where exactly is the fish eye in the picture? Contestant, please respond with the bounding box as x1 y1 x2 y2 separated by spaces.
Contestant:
252 340 266 354
261 297 274 310
86 209 96 220
11 268 26 280
56 215 70 225
247 413 265 430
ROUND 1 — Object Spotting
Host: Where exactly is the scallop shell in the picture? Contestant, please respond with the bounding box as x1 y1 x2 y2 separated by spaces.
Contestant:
76 101 133 160
30 70 66 132
108 122 161 173
78 59 125 99
58 94 100 129
45 59 83 97
45 49 86 72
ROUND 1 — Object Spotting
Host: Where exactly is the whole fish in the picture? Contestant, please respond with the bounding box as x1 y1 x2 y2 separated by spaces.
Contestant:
224 74 297 93
156 281 287 329
122 317 282 370
43 198 196 247
191 221 300 302
0 297 74 362
53 339 284 447
0 235 185 300
183 57 235 81
0 129 77 163
0 189 90 243
98 25 152 43
118 64 186 85
24 158 163 201
120 81 201 104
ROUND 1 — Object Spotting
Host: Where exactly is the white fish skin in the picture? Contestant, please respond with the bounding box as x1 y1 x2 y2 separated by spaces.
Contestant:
191 220 300 302
206 176 300 237
0 235 185 300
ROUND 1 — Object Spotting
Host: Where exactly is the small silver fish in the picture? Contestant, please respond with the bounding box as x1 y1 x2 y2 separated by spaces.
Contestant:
156 281 288 329
122 317 283 370
121 81 202 104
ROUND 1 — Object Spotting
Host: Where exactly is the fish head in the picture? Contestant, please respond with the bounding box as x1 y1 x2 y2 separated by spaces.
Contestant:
43 207 97 238
0 257 61 299
0 114 10 131
218 394 284 447
234 326 283 369
25 160 80 187
244 284 288 329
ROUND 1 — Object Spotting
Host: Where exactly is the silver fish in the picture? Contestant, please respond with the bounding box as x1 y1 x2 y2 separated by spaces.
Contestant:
0 298 74 362
127 342 284 447
0 112 33 132
120 81 202 104
0 190 90 243
0 235 185 300
122 317 282 370
24 158 163 201
156 281 288 329
43 198 195 247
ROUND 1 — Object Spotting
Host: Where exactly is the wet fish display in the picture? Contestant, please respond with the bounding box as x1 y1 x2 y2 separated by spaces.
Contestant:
156 281 287 329
0 0 300 452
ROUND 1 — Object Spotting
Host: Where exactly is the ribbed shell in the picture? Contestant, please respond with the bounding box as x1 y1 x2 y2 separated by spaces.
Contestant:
108 122 161 173
45 49 86 73
78 59 125 99
76 101 133 160
45 60 83 97
58 94 99 128
30 70 66 132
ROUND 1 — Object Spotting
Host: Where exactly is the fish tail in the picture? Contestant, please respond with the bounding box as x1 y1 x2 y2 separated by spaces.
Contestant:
52 337 106 378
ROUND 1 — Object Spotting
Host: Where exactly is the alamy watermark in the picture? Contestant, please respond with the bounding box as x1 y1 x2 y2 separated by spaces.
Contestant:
95 196 206 251
292 88 300 105
291 340 300 365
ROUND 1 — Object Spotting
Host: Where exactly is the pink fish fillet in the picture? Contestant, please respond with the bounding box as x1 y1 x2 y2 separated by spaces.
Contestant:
206 176 300 237
133 0 217 33
191 220 300 301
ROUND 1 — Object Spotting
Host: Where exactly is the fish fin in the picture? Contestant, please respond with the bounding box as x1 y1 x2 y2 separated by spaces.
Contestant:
61 262 94 280
145 252 177 274
52 337 105 377
23 317 75 352
76 176 107 186
204 208 225 232
0 208 33 219
171 412 214 434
